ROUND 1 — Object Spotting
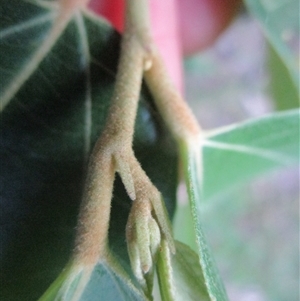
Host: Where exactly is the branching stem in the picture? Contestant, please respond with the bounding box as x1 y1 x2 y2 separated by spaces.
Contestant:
72 0 174 270
73 0 202 294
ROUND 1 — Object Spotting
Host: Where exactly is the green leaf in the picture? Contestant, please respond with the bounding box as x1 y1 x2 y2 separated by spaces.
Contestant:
171 242 210 301
0 1 178 300
178 110 299 300
244 0 300 92
173 202 197 253
268 43 299 110
180 142 229 301
157 241 210 301
38 256 147 301
202 109 299 200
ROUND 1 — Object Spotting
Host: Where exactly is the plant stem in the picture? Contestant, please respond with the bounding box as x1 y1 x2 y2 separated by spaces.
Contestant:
73 0 193 291
72 0 163 267
144 53 201 142
73 153 114 265
102 0 152 145
121 0 202 143
102 34 144 148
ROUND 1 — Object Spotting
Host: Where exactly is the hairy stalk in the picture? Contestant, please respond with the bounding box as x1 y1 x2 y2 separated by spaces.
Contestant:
38 0 204 299
73 6 146 265
72 0 203 297
73 0 174 280
144 53 201 141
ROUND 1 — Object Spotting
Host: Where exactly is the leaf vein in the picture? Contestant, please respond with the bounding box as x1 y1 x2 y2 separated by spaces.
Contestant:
0 6 73 111
0 12 56 40
202 139 294 165
75 12 92 161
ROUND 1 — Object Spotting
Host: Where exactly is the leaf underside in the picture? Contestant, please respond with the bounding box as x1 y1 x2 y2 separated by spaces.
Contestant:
180 110 299 300
203 109 299 200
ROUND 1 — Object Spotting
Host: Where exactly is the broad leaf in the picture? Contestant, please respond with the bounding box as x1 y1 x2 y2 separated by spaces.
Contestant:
202 109 299 200
0 1 178 300
244 0 300 92
178 110 299 300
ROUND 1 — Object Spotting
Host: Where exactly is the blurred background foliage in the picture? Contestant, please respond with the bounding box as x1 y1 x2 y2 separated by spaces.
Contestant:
174 1 299 300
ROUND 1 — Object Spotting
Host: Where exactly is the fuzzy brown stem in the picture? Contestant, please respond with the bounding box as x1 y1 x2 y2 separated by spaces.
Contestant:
73 153 114 265
103 0 151 148
72 0 152 265
144 52 201 141
103 35 144 147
